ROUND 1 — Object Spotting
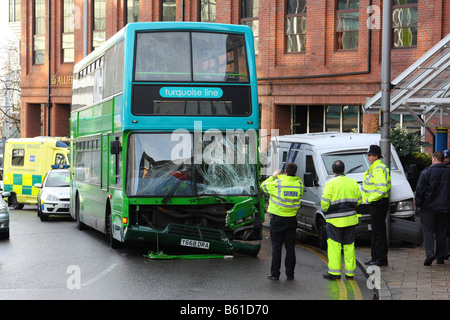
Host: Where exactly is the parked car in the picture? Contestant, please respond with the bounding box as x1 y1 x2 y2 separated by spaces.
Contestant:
34 168 71 221
0 191 11 239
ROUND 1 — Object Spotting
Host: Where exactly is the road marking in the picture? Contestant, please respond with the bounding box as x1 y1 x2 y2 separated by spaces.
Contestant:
264 230 364 300
297 243 363 300
337 278 348 300
82 263 118 287
348 277 363 300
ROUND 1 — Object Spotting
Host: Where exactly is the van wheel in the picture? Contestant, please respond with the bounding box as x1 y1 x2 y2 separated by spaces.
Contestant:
317 217 328 250
10 193 24 210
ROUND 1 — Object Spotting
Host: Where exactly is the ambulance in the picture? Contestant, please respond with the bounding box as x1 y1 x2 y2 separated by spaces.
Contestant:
267 132 422 249
3 137 70 209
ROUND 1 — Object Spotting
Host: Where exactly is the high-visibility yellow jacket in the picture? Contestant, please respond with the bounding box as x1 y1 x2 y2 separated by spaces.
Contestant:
321 174 362 228
362 159 391 204
260 175 304 217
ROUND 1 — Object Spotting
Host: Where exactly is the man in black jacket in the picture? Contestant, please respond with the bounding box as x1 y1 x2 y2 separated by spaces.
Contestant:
415 151 450 266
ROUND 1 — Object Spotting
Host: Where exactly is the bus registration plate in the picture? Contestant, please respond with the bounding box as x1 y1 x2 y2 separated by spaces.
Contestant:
180 239 210 249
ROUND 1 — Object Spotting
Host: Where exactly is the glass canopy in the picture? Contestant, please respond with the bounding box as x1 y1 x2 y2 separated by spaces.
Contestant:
364 33 450 127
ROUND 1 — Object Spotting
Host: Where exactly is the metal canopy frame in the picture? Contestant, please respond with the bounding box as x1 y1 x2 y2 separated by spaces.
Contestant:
364 33 450 128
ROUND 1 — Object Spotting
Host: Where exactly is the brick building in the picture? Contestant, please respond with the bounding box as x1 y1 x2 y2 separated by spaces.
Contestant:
16 0 449 149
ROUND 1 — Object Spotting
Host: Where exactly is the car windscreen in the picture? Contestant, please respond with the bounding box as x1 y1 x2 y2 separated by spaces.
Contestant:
45 171 70 187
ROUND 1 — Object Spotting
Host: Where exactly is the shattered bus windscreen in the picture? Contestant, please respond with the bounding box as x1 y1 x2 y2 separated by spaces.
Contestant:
126 132 258 197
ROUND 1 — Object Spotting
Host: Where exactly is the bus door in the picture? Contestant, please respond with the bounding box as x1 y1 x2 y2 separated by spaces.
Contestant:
109 134 122 188
101 133 109 190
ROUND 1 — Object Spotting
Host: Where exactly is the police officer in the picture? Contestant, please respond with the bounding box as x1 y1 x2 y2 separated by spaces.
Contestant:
363 145 391 267
444 149 450 168
321 160 362 280
261 162 304 280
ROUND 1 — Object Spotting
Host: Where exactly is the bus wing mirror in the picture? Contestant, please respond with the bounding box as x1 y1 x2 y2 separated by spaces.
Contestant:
111 140 122 155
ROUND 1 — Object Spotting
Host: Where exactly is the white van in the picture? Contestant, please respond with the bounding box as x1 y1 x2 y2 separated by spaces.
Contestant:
267 132 421 249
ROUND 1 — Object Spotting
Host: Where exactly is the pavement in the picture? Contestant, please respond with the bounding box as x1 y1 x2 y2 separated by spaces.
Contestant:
263 213 450 300
356 244 450 300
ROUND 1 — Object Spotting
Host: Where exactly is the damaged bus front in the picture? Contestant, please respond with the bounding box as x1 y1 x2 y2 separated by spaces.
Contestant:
123 131 263 256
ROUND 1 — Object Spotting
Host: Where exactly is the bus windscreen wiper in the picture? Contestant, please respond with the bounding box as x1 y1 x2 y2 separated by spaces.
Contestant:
162 179 184 204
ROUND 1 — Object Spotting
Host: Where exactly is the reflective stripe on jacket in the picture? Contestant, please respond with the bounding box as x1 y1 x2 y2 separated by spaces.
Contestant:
260 175 304 217
321 174 361 228
362 159 391 204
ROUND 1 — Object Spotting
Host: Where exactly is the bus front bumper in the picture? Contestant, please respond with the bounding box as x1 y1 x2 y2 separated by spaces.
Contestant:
123 223 261 256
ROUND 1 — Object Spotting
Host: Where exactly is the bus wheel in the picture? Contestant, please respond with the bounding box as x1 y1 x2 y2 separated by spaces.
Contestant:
75 194 87 230
106 205 121 249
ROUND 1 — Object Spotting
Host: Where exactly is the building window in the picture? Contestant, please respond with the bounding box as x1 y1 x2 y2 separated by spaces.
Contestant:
33 0 45 64
286 0 306 53
62 0 74 63
241 0 259 54
200 0 216 22
127 0 140 23
390 114 422 134
292 105 361 134
392 0 417 48
93 0 106 49
326 105 361 132
336 0 359 50
162 0 176 21
9 0 21 22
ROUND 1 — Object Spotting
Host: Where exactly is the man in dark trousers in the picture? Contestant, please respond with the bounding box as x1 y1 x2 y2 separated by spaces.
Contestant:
415 151 450 266
261 162 304 280
362 145 391 267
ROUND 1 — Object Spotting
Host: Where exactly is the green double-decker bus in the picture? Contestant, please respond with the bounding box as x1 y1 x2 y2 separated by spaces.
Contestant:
70 22 262 255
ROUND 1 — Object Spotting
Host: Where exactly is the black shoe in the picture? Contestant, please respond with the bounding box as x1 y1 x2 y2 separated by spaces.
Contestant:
267 275 279 280
322 273 341 280
424 256 436 266
436 259 444 265
286 275 294 281
364 260 376 265
365 259 388 266
346 275 354 280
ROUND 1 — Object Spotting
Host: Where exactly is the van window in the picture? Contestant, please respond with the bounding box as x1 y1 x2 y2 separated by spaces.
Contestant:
12 149 24 166
306 155 317 180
